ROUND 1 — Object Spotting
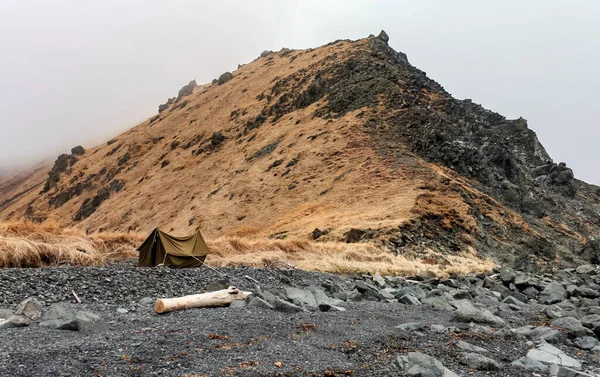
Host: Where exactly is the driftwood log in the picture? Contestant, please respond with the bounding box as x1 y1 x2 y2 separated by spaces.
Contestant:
155 286 252 314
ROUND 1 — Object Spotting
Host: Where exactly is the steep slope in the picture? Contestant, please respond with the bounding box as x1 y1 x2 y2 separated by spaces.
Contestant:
1 31 599 271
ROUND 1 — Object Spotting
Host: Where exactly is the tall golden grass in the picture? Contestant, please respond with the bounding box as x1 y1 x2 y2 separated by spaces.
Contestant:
0 221 142 267
206 237 496 277
0 221 495 276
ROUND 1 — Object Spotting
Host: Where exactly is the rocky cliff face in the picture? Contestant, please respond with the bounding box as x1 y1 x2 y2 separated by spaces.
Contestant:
0 31 598 271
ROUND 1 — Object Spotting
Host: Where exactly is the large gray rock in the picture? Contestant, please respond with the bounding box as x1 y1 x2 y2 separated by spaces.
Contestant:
526 343 582 368
546 305 568 319
421 296 453 311
576 264 597 275
0 315 30 329
272 297 304 313
14 297 43 320
396 286 427 300
452 300 505 326
41 307 107 332
540 282 567 305
511 356 549 373
372 273 386 287
551 317 595 338
581 313 600 328
308 286 345 309
455 340 488 353
460 352 500 371
398 294 422 306
573 336 598 350
515 325 564 343
284 287 318 311
396 352 459 377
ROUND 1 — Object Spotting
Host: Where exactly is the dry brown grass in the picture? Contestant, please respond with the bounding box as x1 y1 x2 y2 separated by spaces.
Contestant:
0 221 142 267
0 221 495 276
206 236 496 277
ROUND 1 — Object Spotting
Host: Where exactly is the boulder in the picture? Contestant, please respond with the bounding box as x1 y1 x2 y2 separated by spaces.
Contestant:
395 352 459 377
545 305 568 319
540 282 567 304
526 343 581 369
372 273 386 287
40 304 106 332
511 356 549 373
551 317 595 338
455 340 488 353
452 300 505 326
421 296 453 311
398 294 422 306
272 297 303 313
395 286 427 300
376 30 389 44
70 145 85 155
217 72 233 85
573 336 598 350
515 325 564 344
284 287 318 311
260 50 273 58
247 297 274 310
14 298 43 320
459 352 500 371
177 80 197 99
576 265 596 275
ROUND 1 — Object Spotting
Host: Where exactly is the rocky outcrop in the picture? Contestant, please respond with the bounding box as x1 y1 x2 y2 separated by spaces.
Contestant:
41 154 78 193
158 97 175 113
70 146 85 156
217 72 233 85
177 80 197 100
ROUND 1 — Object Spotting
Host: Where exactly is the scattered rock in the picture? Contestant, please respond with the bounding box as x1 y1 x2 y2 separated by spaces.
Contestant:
138 297 154 306
452 300 505 326
526 343 582 368
70 145 85 155
41 305 107 332
540 282 567 305
246 297 274 310
177 80 197 100
455 340 488 353
284 287 317 311
217 72 233 85
398 294 422 306
554 366 594 377
14 298 43 320
459 352 500 371
396 352 459 377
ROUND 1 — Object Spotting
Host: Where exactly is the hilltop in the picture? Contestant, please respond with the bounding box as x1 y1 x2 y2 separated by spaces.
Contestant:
1 31 599 272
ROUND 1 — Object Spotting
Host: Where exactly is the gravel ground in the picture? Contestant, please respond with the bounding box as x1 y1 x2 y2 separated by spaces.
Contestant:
0 264 597 376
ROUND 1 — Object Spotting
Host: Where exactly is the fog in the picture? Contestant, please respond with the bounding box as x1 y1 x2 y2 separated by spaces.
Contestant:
1 1 599 184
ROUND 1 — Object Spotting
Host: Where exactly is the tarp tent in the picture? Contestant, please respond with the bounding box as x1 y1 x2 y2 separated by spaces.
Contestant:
138 228 211 268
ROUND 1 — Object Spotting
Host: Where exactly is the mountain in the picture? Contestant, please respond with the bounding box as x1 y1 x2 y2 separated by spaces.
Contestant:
1 31 599 271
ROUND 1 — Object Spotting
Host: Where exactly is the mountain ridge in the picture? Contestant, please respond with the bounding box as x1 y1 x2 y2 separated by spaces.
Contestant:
1 31 598 271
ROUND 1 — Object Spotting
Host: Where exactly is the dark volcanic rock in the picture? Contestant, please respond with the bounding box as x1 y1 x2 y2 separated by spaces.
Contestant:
70 145 85 156
218 72 233 85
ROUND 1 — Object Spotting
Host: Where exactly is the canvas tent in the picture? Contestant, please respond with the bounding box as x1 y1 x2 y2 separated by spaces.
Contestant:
138 228 211 268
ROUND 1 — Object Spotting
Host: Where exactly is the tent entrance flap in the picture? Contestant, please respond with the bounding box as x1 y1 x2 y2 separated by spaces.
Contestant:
137 228 211 268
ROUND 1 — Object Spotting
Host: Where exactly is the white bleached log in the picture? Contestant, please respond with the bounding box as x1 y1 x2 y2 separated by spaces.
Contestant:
155 286 252 314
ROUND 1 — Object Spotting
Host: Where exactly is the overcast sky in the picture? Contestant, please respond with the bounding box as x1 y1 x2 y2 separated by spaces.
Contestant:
1 1 599 184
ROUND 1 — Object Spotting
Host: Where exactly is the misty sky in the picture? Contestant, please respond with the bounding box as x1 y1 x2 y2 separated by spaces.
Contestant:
1 1 599 184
